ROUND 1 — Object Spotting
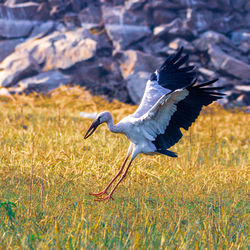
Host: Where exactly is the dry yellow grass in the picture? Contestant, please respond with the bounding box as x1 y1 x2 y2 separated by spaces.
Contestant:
0 86 249 249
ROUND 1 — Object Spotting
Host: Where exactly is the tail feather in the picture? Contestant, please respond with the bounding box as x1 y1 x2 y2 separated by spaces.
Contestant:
156 149 178 158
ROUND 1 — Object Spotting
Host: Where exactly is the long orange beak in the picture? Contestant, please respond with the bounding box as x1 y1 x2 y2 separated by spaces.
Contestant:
84 119 100 139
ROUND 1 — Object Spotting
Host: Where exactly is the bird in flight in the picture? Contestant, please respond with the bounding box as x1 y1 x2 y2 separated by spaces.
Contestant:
84 47 224 202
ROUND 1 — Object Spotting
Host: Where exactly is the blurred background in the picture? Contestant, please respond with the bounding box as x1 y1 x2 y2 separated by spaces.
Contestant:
0 0 249 109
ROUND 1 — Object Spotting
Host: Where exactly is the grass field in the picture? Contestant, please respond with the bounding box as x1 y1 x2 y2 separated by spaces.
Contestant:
0 87 249 249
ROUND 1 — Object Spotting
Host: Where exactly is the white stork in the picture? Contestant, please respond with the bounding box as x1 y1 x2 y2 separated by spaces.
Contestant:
84 47 224 202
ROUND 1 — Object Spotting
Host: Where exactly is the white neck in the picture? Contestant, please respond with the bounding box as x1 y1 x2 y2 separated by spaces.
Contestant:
106 114 123 134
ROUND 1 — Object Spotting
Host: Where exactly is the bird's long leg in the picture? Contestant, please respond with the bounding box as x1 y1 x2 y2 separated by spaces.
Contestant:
89 144 133 197
96 157 134 203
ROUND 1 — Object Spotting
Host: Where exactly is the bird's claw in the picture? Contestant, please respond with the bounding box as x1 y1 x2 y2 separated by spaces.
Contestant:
89 190 108 197
95 195 114 203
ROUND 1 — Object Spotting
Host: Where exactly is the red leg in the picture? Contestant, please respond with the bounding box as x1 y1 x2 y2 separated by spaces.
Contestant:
96 158 134 203
89 144 133 197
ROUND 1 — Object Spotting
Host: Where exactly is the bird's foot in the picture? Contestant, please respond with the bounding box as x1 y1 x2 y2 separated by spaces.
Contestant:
89 190 108 197
96 194 114 203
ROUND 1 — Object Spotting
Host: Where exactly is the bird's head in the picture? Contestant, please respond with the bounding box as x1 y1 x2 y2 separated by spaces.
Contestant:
84 111 112 139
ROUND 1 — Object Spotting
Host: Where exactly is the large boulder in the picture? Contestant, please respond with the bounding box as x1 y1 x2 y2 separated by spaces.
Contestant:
230 29 250 44
0 2 50 21
17 71 72 94
193 30 232 51
101 4 151 50
153 18 194 41
208 45 250 81
0 38 24 62
0 51 40 87
117 50 162 79
14 28 98 70
116 50 162 103
29 21 56 39
105 25 151 51
0 19 33 38
126 71 150 104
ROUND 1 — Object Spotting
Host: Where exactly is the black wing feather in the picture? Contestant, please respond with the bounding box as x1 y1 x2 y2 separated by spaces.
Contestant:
153 79 225 154
152 47 197 91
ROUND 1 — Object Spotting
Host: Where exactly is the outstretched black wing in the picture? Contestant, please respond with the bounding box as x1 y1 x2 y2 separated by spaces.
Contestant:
152 79 225 156
150 47 197 91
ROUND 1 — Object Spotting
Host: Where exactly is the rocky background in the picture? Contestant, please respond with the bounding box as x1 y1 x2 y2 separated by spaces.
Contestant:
0 0 249 108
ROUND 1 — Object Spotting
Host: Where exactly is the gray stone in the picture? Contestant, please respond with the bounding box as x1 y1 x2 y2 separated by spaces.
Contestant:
198 67 216 78
233 94 249 107
0 19 33 38
117 50 162 79
78 3 102 24
238 42 250 54
185 8 212 32
231 30 250 44
235 85 250 92
116 50 162 104
16 28 97 70
17 71 72 93
0 2 50 21
0 38 24 62
153 18 194 41
106 25 151 51
29 21 56 39
126 71 150 104
0 51 40 87
152 9 176 26
102 5 147 26
193 30 232 51
168 38 195 52
208 45 250 80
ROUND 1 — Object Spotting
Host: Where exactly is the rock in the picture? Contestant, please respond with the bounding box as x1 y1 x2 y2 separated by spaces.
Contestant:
117 50 162 79
198 67 217 78
102 5 125 25
62 12 82 29
48 0 69 18
231 30 250 44
100 4 150 50
208 45 250 80
168 38 195 52
78 3 102 24
125 0 146 11
126 71 150 104
69 0 86 12
29 21 55 39
105 24 151 50
116 50 162 104
0 2 50 21
0 19 33 38
227 12 245 31
69 58 114 86
231 0 246 9
238 42 250 54
147 1 182 10
102 4 147 26
152 9 176 26
193 30 232 51
16 28 97 70
0 51 40 87
233 94 250 107
153 18 194 41
0 38 24 62
235 85 250 92
17 70 72 93
185 8 212 32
